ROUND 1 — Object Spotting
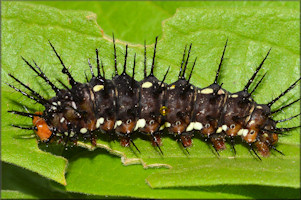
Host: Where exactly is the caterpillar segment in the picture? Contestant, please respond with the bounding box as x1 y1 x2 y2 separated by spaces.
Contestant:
164 43 196 150
112 45 140 150
191 40 229 152
7 37 301 159
138 37 166 154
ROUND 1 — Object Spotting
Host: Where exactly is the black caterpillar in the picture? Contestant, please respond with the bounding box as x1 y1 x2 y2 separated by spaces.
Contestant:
7 36 300 160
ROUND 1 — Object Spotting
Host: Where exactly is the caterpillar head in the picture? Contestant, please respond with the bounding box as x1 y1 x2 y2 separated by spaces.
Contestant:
32 112 52 142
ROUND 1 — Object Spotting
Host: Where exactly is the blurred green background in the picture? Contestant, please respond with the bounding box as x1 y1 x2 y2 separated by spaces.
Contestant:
30 1 299 44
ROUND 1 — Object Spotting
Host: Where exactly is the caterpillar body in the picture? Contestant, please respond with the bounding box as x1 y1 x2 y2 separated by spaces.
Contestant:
7 36 300 160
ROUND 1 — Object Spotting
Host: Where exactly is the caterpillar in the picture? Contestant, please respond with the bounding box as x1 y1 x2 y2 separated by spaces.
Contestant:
7 36 300 160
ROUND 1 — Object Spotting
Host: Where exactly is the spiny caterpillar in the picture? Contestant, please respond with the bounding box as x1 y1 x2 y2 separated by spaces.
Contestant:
7 36 300 160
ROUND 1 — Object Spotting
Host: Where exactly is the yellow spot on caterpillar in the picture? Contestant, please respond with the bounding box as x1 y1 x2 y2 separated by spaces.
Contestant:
169 85 176 90
231 94 238 98
160 106 168 116
93 85 104 92
142 82 153 88
201 88 213 94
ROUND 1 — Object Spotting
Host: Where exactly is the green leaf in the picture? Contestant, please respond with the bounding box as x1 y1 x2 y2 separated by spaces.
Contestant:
64 149 250 198
1 190 36 199
1 161 119 199
2 1 300 199
1 162 68 199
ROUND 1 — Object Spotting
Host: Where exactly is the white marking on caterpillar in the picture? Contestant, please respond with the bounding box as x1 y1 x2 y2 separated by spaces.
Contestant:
114 120 122 129
159 124 165 130
80 128 88 134
186 122 194 132
231 94 238 98
249 120 256 125
70 131 75 137
72 102 77 109
257 106 263 109
57 101 61 106
60 117 65 123
165 122 171 127
96 117 104 128
216 127 223 133
247 138 253 142
64 132 68 136
205 123 210 128
134 119 146 131
142 82 153 88
222 125 228 131
193 122 203 130
242 129 249 137
218 89 225 95
201 88 213 94
90 90 95 101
